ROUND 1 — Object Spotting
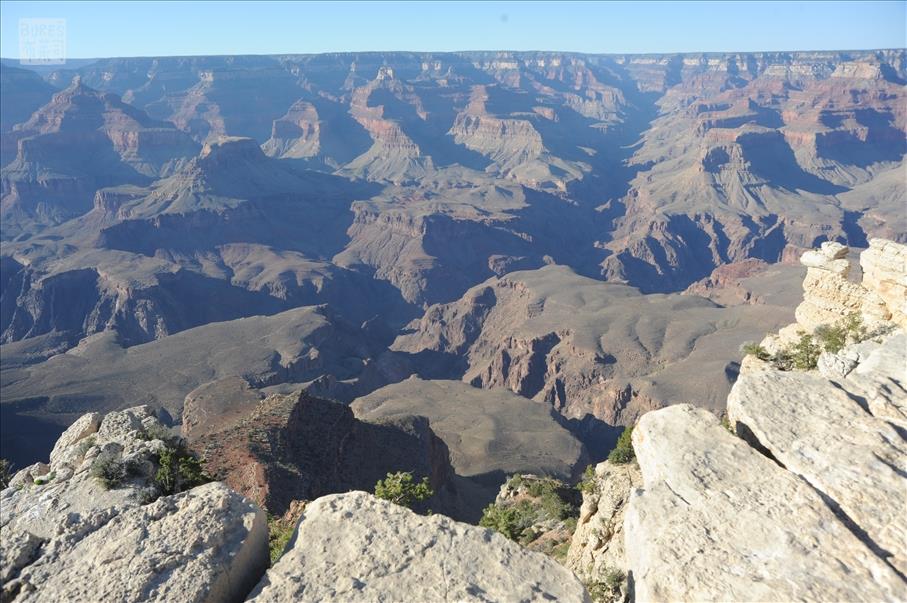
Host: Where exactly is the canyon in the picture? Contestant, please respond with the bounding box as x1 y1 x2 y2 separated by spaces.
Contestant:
3 49 903 470
0 46 905 601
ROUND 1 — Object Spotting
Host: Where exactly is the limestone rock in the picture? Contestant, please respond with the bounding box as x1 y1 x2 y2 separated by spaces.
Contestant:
625 404 904 603
728 331 907 574
0 406 166 541
6 483 268 603
861 238 907 327
793 240 905 331
566 461 640 595
799 241 849 274
48 412 101 466
843 331 907 421
248 490 590 602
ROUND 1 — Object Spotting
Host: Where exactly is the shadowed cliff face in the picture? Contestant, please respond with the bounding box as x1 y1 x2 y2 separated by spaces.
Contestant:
0 50 902 466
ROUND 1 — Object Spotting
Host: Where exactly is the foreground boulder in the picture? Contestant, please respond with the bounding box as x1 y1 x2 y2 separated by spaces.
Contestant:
248 490 590 602
625 404 904 602
728 331 907 575
6 483 267 603
0 406 269 602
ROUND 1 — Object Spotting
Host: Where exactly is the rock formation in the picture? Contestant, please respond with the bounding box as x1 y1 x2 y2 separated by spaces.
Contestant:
0 406 269 602
247 490 590 602
352 378 587 482
185 387 457 517
567 240 907 602
625 404 904 602
566 461 640 598
393 264 797 454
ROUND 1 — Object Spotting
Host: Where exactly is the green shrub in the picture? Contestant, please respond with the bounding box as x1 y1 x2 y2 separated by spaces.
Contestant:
577 464 597 494
815 313 868 354
90 455 128 489
373 471 433 509
741 341 771 361
814 323 847 354
137 423 171 442
608 427 635 464
479 500 537 541
790 332 821 370
75 436 96 458
33 471 56 486
586 567 626 602
268 515 297 564
154 444 210 496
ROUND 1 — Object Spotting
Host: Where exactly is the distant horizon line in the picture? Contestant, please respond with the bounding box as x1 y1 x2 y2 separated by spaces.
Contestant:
2 46 905 63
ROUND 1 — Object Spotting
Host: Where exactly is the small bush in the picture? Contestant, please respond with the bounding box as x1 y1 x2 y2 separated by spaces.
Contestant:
720 415 734 434
741 342 771 361
154 444 210 496
138 423 172 442
373 471 433 509
90 456 128 489
790 332 821 370
608 427 635 464
586 567 626 602
268 515 297 564
479 500 537 541
577 464 597 494
34 471 56 486
814 323 847 354
75 436 97 458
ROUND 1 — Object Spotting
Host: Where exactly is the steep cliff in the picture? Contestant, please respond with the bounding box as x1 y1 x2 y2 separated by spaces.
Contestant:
569 239 907 601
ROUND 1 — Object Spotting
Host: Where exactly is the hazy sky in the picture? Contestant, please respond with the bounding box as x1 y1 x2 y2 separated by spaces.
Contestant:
0 1 904 58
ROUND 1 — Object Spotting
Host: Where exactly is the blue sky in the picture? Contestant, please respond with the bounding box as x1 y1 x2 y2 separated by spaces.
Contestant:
0 1 904 58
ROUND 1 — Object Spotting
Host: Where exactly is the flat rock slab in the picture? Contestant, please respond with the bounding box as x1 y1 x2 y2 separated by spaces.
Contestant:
728 338 907 576
625 404 904 603
248 490 590 602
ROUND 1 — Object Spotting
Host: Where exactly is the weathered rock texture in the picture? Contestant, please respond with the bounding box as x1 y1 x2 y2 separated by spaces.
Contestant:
625 405 905 602
0 406 269 602
248 491 591 602
7 483 267 603
620 239 907 602
790 239 906 334
566 461 640 591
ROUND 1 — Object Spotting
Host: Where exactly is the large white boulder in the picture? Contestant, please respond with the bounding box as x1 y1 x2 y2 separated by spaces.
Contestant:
6 482 267 603
624 404 904 603
248 490 590 602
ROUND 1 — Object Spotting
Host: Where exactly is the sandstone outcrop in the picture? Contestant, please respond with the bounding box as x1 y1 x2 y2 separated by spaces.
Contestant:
792 241 891 331
861 238 907 326
248 490 590 602
0 406 269 602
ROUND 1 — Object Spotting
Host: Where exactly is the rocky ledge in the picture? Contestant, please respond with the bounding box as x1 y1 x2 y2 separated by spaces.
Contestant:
573 238 906 602
1 401 591 601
